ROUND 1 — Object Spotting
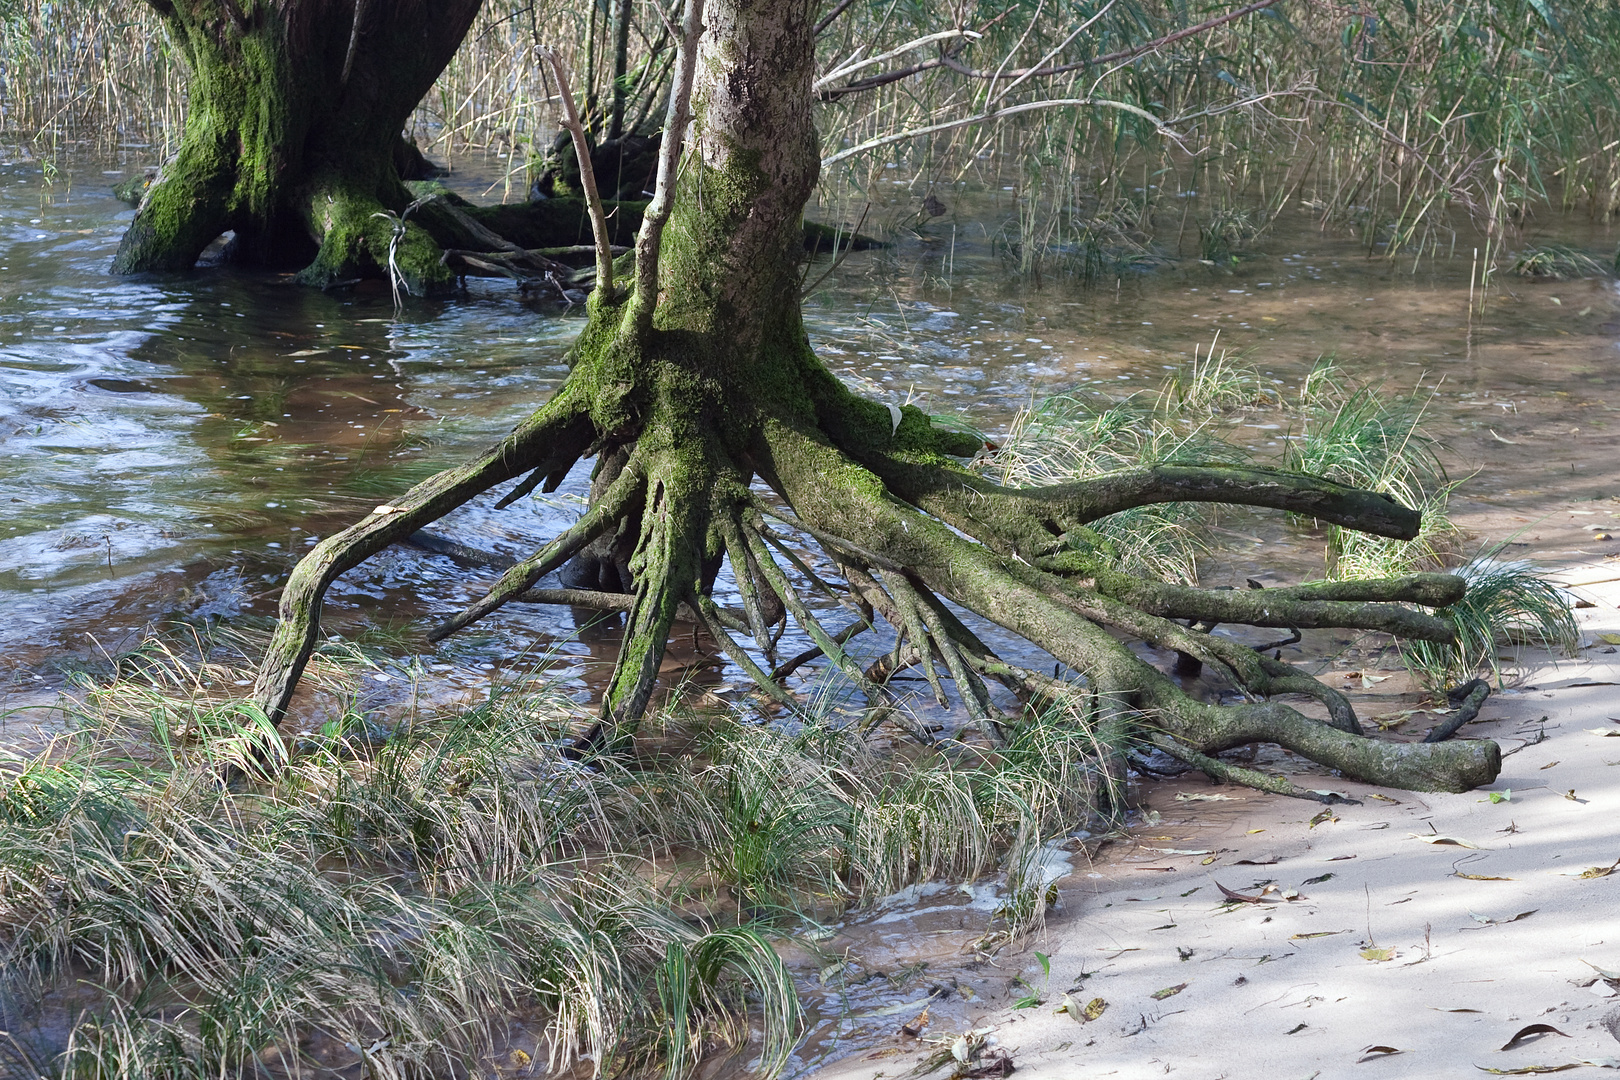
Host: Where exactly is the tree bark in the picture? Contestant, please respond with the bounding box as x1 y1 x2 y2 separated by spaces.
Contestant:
115 0 483 290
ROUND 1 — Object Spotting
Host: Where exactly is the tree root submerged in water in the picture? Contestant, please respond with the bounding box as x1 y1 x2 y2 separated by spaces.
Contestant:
246 0 1500 799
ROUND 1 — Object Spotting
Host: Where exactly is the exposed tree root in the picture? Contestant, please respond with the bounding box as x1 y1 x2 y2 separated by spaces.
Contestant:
249 0 1500 799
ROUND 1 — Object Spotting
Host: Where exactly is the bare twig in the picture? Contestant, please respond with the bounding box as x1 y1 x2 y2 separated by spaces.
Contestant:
538 47 616 297
632 0 705 319
821 96 1177 169
813 29 981 91
813 0 858 36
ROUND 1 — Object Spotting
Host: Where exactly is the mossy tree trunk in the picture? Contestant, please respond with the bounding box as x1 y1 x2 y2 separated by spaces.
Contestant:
114 0 482 291
252 0 1500 796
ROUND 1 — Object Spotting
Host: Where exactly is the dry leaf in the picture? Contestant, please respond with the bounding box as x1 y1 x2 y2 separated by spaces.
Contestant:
1477 1066 1581 1075
1235 855 1281 865
1599 633 1620 646
1175 792 1238 802
1411 833 1483 849
1463 909 1538 929
1584 961 1620 980
1501 1025 1571 1052
1358 1045 1405 1062
1151 983 1188 1000
1309 808 1339 828
1302 873 1335 885
900 1007 930 1038
1361 947 1396 962
1559 858 1620 879
1145 847 1213 856
1054 994 1086 1023
1216 882 1274 904
1367 793 1402 804
1588 729 1620 737
1540 761 1560 770
1455 872 1515 881
1083 997 1108 1021
1292 930 1350 940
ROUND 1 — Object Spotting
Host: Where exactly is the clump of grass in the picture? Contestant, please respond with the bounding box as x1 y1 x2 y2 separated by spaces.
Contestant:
1160 340 1281 413
1284 361 1459 579
1 630 1121 1078
1197 207 1259 264
1509 244 1611 280
1401 540 1579 690
986 389 1239 583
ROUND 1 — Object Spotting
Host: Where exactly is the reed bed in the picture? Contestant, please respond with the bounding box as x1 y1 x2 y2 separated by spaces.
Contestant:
11 0 1620 266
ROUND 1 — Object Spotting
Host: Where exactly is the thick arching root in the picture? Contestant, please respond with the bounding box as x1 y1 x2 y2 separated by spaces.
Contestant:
251 348 1498 797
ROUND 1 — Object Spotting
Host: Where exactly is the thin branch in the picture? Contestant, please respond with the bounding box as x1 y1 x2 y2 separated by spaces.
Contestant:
813 0 857 36
538 47 616 298
823 0 1283 99
941 0 1286 83
632 0 705 319
813 29 981 91
989 0 1116 106
821 96 1177 169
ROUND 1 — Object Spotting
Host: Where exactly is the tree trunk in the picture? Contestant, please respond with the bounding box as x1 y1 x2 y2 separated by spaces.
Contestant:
114 0 482 291
252 0 1501 797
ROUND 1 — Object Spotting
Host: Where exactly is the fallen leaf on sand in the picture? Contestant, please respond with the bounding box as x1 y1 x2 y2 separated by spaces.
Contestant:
1463 909 1538 929
1584 960 1620 980
1329 854 1359 862
1145 847 1213 856
1455 872 1515 881
1235 855 1281 865
1302 873 1336 885
1309 808 1339 828
1411 833 1483 849
1361 947 1396 962
899 1007 930 1038
1083 997 1108 1021
1151 983 1188 1000
1558 858 1620 879
1175 792 1238 802
1292 930 1350 940
1358 1045 1406 1062
1540 761 1560 770
1476 1066 1580 1075
1434 1008 1484 1013
1216 882 1278 904
1600 633 1620 646
1501 1025 1571 1052
1054 994 1083 1022
1367 793 1402 804
1588 729 1620 737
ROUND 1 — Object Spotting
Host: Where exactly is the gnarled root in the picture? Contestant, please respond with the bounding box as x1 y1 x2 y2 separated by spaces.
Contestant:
251 322 1498 798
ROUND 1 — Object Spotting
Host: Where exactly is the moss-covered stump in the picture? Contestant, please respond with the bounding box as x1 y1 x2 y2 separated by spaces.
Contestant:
252 0 1499 798
112 0 483 290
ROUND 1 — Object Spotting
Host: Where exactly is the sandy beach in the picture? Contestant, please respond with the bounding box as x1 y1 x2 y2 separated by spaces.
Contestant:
801 570 1620 1080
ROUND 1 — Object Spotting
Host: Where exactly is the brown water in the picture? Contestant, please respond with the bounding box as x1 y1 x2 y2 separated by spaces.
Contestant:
5 146 1620 1073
